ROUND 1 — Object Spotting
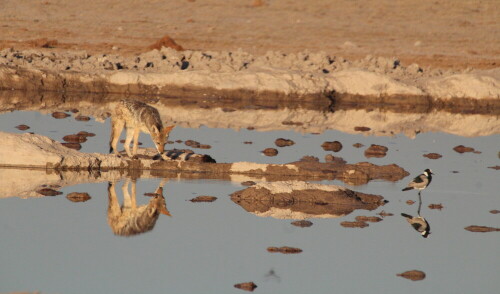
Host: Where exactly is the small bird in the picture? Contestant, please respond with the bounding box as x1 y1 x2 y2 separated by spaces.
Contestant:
402 169 434 194
401 213 431 238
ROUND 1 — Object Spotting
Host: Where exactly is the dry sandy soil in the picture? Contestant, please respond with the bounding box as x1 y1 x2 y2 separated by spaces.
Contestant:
1 0 499 70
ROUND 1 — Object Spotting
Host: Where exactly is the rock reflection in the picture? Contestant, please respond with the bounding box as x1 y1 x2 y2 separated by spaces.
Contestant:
401 194 431 238
107 178 171 237
230 181 385 220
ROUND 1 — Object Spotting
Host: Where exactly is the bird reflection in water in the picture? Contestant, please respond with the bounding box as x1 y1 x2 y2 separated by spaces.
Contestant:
401 193 431 238
107 178 171 237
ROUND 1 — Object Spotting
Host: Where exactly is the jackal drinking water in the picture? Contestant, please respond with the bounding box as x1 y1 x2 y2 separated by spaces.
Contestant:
110 99 174 157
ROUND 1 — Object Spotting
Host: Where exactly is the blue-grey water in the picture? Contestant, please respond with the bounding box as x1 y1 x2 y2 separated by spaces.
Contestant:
0 103 499 294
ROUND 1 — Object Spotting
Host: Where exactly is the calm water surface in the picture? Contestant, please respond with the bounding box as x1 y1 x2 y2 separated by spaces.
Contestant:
0 99 499 294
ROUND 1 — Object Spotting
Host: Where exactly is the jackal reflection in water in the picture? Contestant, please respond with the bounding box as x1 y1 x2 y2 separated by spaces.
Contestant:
107 178 171 237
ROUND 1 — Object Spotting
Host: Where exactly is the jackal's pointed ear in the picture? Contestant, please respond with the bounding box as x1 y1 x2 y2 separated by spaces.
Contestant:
162 125 175 136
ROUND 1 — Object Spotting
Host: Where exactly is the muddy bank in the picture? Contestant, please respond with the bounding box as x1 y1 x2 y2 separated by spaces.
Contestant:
230 181 385 219
1 91 498 137
1 48 499 101
0 132 408 184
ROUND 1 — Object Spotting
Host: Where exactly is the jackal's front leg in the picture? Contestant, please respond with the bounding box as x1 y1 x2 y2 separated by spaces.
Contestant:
110 118 124 154
131 128 140 156
124 127 136 157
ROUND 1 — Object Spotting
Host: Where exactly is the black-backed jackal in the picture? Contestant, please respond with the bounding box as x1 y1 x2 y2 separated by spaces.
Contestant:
107 179 171 237
110 100 174 157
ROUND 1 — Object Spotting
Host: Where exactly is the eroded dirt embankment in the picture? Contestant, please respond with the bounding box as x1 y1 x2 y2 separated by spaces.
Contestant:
1 48 499 104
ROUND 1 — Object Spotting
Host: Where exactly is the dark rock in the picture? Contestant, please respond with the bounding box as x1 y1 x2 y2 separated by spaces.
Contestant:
234 282 257 292
275 138 295 147
364 144 388 158
66 192 91 202
75 115 91 121
52 112 70 119
355 216 382 222
15 124 30 130
397 270 426 281
262 148 278 156
354 126 371 132
428 203 444 210
291 220 313 227
340 221 369 228
190 196 217 202
321 141 342 152
465 225 500 232
63 134 87 143
61 142 82 150
241 181 256 186
267 246 302 254
352 143 364 148
423 153 442 159
37 188 62 196
453 145 476 153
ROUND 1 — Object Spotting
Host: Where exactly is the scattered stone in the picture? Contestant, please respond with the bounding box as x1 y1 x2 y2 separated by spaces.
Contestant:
147 35 184 51
428 203 444 210
406 200 415 205
189 196 217 202
354 126 371 132
267 246 303 254
488 166 500 170
490 210 500 214
69 109 79 113
247 126 255 130
453 145 476 153
275 138 295 147
243 141 253 144
75 115 91 121
352 143 364 148
321 141 343 152
364 144 388 158
397 270 426 281
15 124 30 130
423 153 442 159
291 220 313 228
355 216 382 223
324 154 346 164
144 193 161 197
175 139 183 143
63 134 87 143
262 148 278 156
340 221 369 228
465 225 500 232
61 142 82 150
234 282 257 292
52 112 70 119
378 210 394 217
199 144 211 149
241 181 256 186
77 131 96 137
185 140 201 148
66 192 91 202
37 188 62 196
251 0 265 7
451 170 460 173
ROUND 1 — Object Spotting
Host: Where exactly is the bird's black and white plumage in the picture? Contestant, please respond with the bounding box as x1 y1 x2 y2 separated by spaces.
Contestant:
402 169 433 193
401 213 431 238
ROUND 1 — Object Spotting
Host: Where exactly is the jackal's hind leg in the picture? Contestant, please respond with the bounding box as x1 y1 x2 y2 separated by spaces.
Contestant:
110 118 125 154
